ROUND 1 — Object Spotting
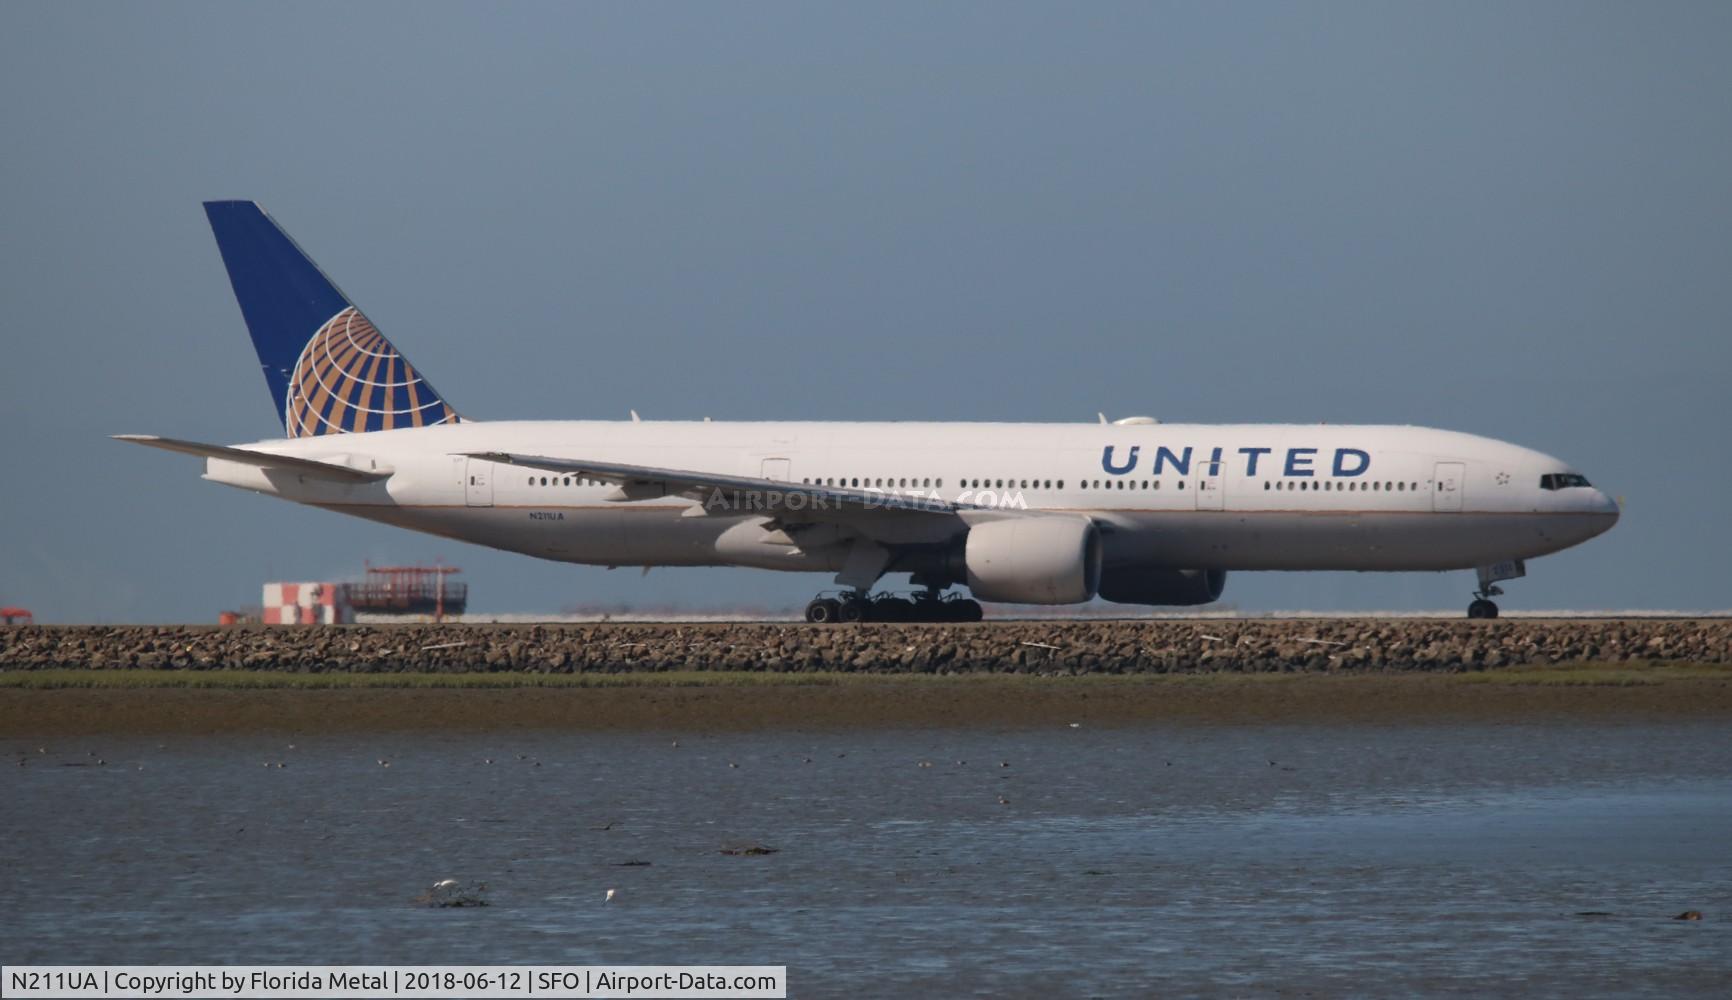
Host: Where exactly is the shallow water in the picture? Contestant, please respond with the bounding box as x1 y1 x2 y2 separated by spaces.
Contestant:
4 721 1729 996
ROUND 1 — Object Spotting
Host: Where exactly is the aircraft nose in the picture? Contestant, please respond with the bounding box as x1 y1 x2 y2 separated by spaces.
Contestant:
1590 489 1620 531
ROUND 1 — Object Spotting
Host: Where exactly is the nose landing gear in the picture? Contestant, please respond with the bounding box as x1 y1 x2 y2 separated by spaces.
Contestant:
1467 560 1525 619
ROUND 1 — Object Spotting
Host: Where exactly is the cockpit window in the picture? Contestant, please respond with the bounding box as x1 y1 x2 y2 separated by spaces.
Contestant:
1540 473 1592 490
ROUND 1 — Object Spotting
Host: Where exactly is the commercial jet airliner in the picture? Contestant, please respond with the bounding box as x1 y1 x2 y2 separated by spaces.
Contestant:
120 202 1620 621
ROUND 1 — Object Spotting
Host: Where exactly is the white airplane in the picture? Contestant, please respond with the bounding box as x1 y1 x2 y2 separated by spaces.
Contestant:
120 202 1620 622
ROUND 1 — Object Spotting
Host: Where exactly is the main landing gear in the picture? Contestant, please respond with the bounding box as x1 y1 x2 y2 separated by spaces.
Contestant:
1467 596 1500 619
804 589 984 623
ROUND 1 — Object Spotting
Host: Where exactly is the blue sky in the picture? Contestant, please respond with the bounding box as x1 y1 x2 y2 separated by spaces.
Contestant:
2 2 1727 621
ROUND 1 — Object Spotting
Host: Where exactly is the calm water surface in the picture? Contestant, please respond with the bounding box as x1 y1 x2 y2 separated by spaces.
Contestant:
4 720 1729 996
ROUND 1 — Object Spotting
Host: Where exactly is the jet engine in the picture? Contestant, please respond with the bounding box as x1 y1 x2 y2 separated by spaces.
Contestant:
962 517 1102 605
1097 567 1227 607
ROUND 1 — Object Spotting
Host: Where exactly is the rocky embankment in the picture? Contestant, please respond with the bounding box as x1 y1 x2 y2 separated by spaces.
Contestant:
2 620 1728 674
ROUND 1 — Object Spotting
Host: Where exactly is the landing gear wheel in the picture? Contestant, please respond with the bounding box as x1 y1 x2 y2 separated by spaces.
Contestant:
807 589 982 623
1467 599 1499 620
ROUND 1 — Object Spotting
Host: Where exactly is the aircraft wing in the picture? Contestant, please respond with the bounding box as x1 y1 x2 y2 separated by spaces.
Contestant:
468 451 988 520
114 435 390 483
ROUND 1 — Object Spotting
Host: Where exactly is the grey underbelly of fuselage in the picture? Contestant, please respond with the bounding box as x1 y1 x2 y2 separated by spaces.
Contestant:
320 502 1605 574
1096 510 1604 571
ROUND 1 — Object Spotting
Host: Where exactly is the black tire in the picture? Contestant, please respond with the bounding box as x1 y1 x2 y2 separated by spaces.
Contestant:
837 599 865 623
1467 599 1499 620
877 598 918 623
806 598 841 624
956 599 984 622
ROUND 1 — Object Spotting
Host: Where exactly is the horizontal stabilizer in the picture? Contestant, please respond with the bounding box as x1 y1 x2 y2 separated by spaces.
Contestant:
113 435 389 482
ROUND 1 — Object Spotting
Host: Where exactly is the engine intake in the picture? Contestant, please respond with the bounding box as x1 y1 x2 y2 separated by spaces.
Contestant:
963 517 1102 605
1097 567 1227 607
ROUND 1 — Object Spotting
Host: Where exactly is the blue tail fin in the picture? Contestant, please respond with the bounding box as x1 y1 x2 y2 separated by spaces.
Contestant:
202 201 461 437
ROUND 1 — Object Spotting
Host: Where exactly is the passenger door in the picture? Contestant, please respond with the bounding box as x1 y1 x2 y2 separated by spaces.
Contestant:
1195 471 1225 511
465 457 494 507
1433 462 1464 512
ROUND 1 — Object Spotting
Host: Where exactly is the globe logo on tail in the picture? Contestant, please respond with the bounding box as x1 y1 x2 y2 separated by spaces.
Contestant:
284 307 460 437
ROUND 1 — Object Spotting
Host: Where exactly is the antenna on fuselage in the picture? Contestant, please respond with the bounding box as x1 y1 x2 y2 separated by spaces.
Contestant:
630 410 641 423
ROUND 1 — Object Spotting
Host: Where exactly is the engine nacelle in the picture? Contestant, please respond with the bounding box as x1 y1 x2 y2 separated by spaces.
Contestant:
1097 567 1227 607
963 517 1102 605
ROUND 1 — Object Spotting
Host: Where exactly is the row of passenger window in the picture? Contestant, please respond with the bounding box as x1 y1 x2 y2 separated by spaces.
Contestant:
803 478 1169 491
962 479 1062 490
524 473 1424 494
801 477 945 489
780 475 1431 494
1080 479 1176 490
803 478 1156 488
1266 480 1422 492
